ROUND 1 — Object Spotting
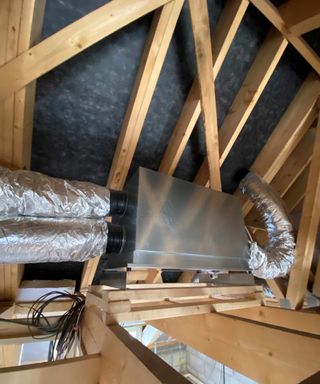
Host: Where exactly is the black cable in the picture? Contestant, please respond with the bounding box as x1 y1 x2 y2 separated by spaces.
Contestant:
0 290 86 361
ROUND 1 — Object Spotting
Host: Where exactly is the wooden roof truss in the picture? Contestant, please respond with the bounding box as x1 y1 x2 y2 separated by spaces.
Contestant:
0 0 319 314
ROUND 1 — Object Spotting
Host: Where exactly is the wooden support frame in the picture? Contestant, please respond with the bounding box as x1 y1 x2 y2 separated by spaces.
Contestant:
188 0 221 190
250 0 320 75
222 305 320 335
150 312 320 383
194 27 288 186
283 164 310 213
279 0 320 36
0 355 101 384
245 124 316 230
0 0 318 312
286 109 320 309
0 0 46 302
159 0 249 176
82 306 189 384
0 0 174 102
238 73 320 216
0 317 57 344
82 0 184 286
107 0 184 191
86 283 262 324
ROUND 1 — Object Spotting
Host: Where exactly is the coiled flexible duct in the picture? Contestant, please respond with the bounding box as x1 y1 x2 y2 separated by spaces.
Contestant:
240 172 295 279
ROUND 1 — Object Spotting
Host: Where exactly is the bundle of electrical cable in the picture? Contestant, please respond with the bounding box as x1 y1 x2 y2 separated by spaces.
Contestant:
0 290 85 361
28 291 85 360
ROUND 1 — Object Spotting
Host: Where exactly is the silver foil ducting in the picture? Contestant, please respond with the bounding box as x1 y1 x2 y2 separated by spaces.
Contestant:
240 172 295 279
0 166 110 218
0 217 108 263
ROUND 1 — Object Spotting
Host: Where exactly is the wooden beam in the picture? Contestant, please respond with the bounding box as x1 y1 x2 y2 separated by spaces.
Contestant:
82 1 184 288
0 264 24 302
0 317 57 344
194 28 287 186
283 164 310 212
159 0 248 175
0 344 22 368
106 301 215 324
187 0 220 190
127 269 149 283
238 73 320 216
286 110 320 309
300 371 320 384
104 284 261 301
145 269 163 284
266 278 286 300
245 126 315 229
0 0 23 168
250 0 320 75
107 0 183 190
150 312 320 383
269 126 315 196
313 258 320 298
0 0 173 102
0 355 101 384
279 0 320 36
178 271 197 283
0 1 45 303
14 300 72 316
12 0 46 170
80 256 100 290
82 307 188 384
221 306 320 335
212 298 261 312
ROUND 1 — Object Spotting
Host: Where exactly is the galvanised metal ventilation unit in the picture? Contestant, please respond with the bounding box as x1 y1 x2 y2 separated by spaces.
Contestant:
106 167 249 271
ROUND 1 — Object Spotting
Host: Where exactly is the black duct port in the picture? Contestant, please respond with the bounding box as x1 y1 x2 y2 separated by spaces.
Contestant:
109 190 128 216
106 223 125 254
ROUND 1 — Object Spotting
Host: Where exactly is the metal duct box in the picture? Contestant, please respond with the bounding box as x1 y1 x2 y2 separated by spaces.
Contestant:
110 168 249 271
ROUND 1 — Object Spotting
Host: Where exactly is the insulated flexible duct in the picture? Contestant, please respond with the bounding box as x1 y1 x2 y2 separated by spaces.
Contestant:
240 172 295 279
0 217 108 263
0 166 110 218
0 167 126 263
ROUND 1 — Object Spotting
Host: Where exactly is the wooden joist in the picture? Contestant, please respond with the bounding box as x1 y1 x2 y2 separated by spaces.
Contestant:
14 300 72 317
0 0 44 302
0 355 101 384
286 110 320 309
266 278 286 301
86 284 262 324
102 284 262 301
0 317 56 344
279 0 320 36
268 127 315 197
149 312 320 383
0 344 22 368
188 0 221 190
159 0 248 176
0 0 174 102
245 126 315 229
250 0 320 75
126 269 162 284
0 0 22 168
82 1 183 287
194 28 288 186
107 0 183 191
80 256 100 290
12 0 46 170
222 306 320 335
238 72 320 216
82 307 188 384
